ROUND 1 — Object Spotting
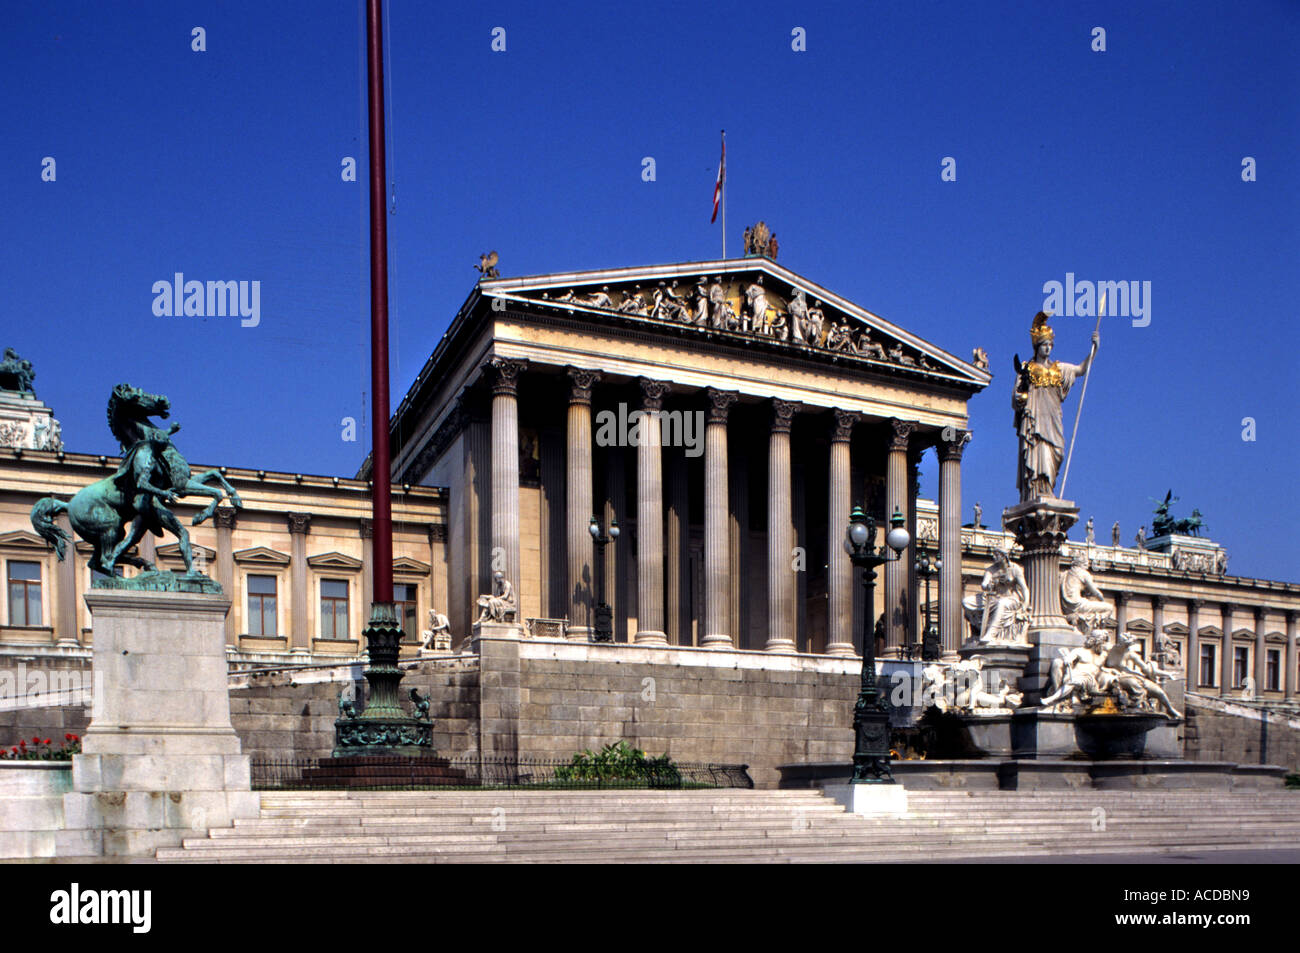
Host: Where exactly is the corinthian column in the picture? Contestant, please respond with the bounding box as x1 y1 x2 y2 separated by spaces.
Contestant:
766 399 798 652
214 506 237 648
1187 599 1202 689
702 387 738 647
884 419 915 652
1255 605 1267 693
937 429 969 655
1219 603 1234 695
825 410 858 656
1286 610 1298 701
489 357 527 607
566 367 600 640
634 378 669 645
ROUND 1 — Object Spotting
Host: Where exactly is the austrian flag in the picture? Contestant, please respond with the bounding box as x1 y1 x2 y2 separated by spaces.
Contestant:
711 133 725 223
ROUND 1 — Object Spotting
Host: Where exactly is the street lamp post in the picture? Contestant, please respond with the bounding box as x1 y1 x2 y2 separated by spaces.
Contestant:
589 516 619 642
916 551 942 662
845 504 910 784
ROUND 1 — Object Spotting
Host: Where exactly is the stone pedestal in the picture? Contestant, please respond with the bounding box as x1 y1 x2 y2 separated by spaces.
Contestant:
958 643 1029 699
59 588 259 858
1003 497 1079 702
823 781 909 817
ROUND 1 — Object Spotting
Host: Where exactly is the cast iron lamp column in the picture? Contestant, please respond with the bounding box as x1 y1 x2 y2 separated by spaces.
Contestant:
589 516 619 642
846 505 910 784
916 551 941 662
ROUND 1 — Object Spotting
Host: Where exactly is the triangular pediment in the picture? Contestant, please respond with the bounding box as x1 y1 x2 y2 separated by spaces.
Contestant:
157 542 216 562
1126 618 1155 634
234 545 291 566
392 555 430 575
480 258 991 386
1197 625 1223 638
307 551 363 571
0 530 51 551
1162 621 1189 636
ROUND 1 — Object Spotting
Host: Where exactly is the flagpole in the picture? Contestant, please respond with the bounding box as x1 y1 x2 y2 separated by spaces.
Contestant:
1059 290 1105 498
721 130 726 259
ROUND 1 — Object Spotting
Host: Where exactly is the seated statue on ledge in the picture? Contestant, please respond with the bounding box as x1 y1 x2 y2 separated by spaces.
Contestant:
1061 553 1114 636
475 571 517 624
962 548 1030 645
419 608 451 652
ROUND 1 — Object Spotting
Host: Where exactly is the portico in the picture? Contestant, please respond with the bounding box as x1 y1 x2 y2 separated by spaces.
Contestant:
382 258 989 657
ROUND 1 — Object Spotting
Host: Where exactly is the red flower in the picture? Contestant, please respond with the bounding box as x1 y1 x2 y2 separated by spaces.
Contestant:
43 739 51 745
8 747 16 754
31 736 40 745
69 734 79 741
65 733 74 741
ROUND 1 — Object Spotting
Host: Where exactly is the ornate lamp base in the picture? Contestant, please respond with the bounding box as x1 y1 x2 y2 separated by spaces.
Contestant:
333 602 433 758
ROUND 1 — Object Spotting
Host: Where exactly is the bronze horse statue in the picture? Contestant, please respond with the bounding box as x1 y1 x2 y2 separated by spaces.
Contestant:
30 384 242 576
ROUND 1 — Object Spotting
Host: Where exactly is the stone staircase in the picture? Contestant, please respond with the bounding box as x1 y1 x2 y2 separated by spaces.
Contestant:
154 788 1300 863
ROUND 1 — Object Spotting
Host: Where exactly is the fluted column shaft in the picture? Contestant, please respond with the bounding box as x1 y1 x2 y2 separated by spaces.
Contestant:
1152 596 1165 655
703 388 738 647
1255 606 1267 692
214 506 236 647
489 358 527 609
566 368 599 640
766 400 798 651
1187 600 1201 689
287 512 311 653
634 379 669 644
884 419 915 651
937 430 969 655
666 448 689 645
1220 604 1234 694
1114 592 1128 638
1286 611 1298 700
826 410 858 656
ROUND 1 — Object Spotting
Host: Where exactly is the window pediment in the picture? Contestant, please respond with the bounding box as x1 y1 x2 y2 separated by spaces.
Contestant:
307 551 363 571
234 545 291 566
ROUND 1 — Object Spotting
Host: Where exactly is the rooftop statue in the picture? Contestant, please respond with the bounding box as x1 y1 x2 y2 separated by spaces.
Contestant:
0 347 36 394
29 384 243 587
1012 312 1099 501
741 221 778 259
474 250 500 279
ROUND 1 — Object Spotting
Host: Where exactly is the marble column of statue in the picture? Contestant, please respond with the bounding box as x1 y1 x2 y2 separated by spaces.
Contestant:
286 512 311 654
825 410 859 657
565 368 600 641
1255 606 1268 693
938 430 970 655
489 358 527 617
766 399 798 652
1286 611 1299 701
634 378 670 645
884 419 915 652
702 388 738 647
1186 599 1202 691
1219 603 1235 695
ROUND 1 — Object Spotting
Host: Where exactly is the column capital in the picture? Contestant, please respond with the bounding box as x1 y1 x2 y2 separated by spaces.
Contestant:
888 418 916 452
937 428 972 461
1152 594 1168 608
770 399 799 434
488 357 529 396
639 377 671 410
213 506 238 530
566 366 601 404
1287 609 1300 625
705 387 739 424
830 408 859 443
1189 598 1207 611
428 523 447 543
358 517 374 539
1254 604 1268 622
1113 590 1128 606
286 512 312 535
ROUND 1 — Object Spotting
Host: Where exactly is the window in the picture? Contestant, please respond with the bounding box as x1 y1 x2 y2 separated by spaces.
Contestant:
394 583 418 641
1233 646 1249 688
1266 649 1280 692
320 579 349 640
1199 644 1217 687
7 561 41 627
247 574 277 637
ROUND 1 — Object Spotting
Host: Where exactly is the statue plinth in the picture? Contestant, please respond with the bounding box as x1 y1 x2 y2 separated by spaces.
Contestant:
59 589 258 857
1003 497 1079 704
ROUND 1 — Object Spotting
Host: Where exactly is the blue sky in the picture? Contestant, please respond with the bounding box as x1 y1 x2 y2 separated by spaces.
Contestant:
3 0 1297 580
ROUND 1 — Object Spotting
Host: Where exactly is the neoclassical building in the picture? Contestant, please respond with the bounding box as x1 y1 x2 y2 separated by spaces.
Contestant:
374 257 989 658
1 257 1297 708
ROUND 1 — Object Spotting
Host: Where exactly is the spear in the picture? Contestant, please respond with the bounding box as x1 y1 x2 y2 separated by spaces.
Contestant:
1059 290 1104 497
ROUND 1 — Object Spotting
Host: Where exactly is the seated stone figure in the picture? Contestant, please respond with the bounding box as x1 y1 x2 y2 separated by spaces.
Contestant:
1040 631 1111 710
1061 553 1113 635
1104 632 1182 718
475 571 517 623
962 548 1030 644
419 608 451 652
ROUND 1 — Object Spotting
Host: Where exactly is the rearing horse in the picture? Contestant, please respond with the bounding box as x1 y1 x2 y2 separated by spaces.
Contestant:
30 384 242 576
